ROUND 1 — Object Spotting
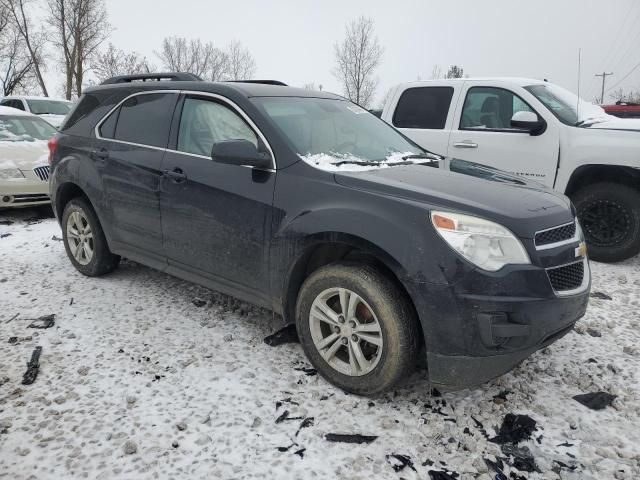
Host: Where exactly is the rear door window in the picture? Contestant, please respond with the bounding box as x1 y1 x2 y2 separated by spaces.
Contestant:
100 93 177 148
392 87 454 129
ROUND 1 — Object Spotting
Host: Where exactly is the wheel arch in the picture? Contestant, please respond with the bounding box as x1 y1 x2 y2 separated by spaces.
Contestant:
281 232 425 348
55 182 92 220
564 164 640 198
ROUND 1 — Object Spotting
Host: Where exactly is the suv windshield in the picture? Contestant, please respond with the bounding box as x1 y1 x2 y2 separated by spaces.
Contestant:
525 84 607 126
253 97 428 170
0 115 57 141
26 99 73 116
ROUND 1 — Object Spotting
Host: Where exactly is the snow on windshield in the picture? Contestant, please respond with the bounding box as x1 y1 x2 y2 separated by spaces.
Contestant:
299 151 434 172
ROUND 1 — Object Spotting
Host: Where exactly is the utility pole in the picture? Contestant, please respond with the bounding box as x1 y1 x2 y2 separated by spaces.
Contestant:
595 72 614 104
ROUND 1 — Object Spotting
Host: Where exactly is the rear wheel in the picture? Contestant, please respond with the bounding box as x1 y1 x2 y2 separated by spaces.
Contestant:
61 198 120 276
295 263 419 395
573 182 640 262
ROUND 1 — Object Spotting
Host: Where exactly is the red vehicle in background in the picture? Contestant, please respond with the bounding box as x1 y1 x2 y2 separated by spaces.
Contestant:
602 101 640 118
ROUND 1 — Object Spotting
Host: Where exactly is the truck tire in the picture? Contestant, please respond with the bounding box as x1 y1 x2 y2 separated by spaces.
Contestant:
295 263 420 395
573 182 640 262
61 198 120 276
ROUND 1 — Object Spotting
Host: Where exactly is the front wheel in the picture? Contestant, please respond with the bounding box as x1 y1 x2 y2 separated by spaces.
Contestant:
573 182 640 262
295 263 420 395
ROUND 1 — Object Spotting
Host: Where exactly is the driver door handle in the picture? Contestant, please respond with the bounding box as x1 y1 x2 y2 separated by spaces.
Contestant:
453 141 478 149
163 167 187 183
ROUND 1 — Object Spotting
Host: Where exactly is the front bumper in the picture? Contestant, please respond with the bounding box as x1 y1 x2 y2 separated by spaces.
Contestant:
0 174 50 208
406 257 590 390
425 289 589 389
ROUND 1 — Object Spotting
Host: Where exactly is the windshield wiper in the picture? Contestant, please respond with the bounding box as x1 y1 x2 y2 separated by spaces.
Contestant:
401 153 441 161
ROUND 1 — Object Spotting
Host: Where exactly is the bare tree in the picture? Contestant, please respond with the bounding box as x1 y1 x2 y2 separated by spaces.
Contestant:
156 36 230 81
610 87 640 104
92 43 154 82
48 0 110 99
225 40 255 80
430 64 442 80
333 16 383 108
0 24 37 95
445 65 464 79
0 0 47 95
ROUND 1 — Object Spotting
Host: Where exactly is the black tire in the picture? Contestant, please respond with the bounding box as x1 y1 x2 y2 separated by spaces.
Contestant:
295 263 420 395
61 197 120 276
573 182 640 263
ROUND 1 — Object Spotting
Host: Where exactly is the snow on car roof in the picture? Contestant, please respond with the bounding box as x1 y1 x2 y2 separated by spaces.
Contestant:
0 106 36 116
1 95 72 102
400 77 548 87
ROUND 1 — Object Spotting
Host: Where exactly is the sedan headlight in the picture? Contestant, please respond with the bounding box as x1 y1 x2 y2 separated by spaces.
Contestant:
431 211 531 271
0 168 24 180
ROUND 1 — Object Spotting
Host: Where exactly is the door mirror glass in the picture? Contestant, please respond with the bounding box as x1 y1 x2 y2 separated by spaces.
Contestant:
211 139 272 168
511 110 546 135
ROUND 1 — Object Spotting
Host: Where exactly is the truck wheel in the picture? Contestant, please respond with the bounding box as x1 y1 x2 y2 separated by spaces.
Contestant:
295 263 419 395
61 198 120 276
573 182 640 262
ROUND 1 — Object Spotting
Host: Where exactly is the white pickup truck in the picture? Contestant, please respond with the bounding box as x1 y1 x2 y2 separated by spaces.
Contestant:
381 78 640 262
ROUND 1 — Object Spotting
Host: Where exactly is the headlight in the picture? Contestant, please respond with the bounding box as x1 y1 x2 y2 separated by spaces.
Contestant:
431 211 531 271
0 168 24 180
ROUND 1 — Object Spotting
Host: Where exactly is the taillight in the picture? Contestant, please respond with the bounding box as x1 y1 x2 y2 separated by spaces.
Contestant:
48 136 57 165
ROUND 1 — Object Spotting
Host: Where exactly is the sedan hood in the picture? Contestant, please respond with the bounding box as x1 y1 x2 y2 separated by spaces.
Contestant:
333 158 573 238
0 140 49 171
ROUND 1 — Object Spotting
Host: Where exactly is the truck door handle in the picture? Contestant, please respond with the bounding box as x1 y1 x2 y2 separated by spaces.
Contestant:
163 168 187 183
453 141 478 149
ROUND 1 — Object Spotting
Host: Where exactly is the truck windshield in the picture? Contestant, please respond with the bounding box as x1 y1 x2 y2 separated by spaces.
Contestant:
524 84 608 126
26 99 73 116
253 97 430 170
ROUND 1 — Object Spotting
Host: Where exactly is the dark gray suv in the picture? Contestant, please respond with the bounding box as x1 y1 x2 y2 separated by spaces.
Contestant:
48 73 590 395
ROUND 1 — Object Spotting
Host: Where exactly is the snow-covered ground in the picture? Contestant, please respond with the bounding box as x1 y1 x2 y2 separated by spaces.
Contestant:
0 207 638 480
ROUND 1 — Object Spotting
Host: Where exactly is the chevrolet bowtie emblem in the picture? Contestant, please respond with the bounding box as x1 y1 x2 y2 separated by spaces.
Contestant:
575 242 587 258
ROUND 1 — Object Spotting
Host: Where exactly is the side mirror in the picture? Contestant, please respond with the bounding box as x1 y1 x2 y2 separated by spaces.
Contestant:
510 111 546 136
211 139 272 169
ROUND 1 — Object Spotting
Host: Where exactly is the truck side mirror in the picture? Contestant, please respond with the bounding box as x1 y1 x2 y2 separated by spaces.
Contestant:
511 111 546 136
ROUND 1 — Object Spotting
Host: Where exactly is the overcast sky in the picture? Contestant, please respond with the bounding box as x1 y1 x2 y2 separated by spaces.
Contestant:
49 0 640 105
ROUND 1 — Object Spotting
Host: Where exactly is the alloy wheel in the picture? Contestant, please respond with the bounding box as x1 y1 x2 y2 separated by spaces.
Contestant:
66 210 94 265
309 287 383 377
579 199 631 247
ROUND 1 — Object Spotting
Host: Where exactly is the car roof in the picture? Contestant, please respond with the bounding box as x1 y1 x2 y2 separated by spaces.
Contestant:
85 80 345 100
0 106 36 116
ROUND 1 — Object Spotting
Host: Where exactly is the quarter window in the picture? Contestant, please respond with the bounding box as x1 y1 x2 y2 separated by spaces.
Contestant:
101 93 176 148
460 87 535 130
177 97 257 157
392 87 454 129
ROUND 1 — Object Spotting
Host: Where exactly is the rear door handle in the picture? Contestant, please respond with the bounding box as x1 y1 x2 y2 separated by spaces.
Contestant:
453 141 478 149
163 168 187 183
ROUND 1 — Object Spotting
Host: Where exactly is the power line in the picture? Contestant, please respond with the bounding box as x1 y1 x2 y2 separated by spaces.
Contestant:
605 62 640 94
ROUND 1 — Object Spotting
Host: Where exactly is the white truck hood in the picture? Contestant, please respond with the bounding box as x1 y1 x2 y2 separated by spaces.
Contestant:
588 117 640 131
0 140 49 170
38 114 65 128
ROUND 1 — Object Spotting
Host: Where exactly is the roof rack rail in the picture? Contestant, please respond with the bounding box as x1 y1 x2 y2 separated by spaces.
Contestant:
226 80 288 86
101 72 203 85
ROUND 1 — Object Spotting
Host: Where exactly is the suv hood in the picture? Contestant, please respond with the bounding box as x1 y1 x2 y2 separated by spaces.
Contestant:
333 158 573 238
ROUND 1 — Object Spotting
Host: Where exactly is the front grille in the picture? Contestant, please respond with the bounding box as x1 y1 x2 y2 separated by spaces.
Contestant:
547 261 584 292
535 222 576 247
33 166 50 182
